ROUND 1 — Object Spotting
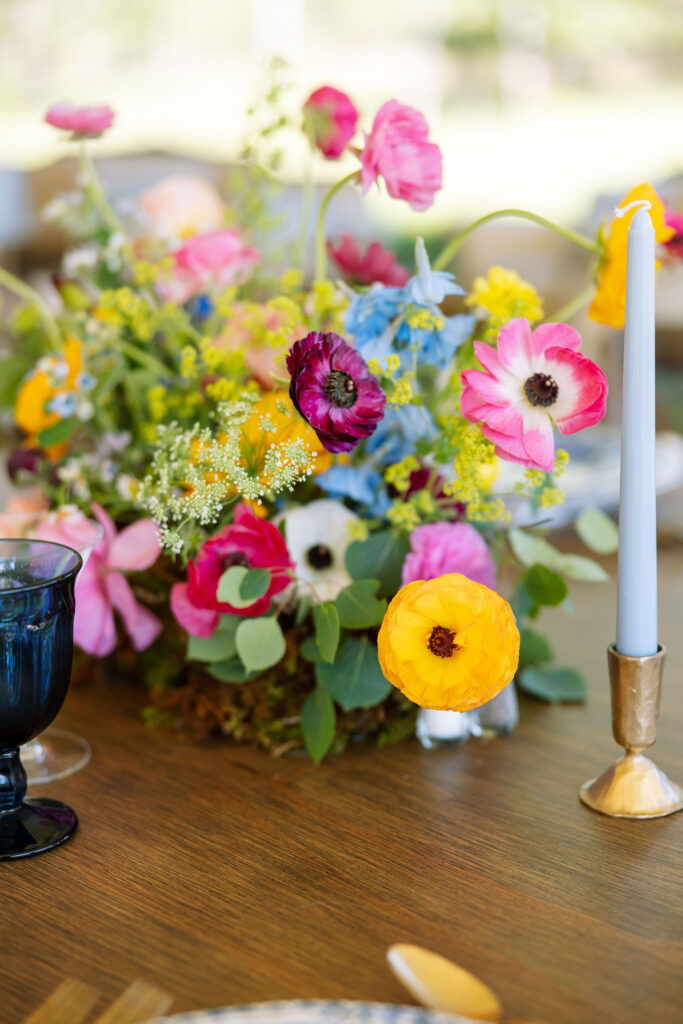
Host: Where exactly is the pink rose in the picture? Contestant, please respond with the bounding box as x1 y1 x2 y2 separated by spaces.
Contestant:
45 102 115 138
303 86 358 159
328 235 410 287
171 505 295 638
401 522 497 591
359 100 442 211
159 230 260 304
137 175 225 244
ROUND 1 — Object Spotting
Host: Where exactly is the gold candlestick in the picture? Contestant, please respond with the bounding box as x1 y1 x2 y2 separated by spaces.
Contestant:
580 644 683 819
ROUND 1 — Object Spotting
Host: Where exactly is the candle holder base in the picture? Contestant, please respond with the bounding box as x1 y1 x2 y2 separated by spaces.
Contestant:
580 753 683 819
579 644 683 819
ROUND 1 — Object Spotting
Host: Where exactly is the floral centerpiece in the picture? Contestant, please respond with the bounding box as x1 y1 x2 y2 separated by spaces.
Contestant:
1 73 678 760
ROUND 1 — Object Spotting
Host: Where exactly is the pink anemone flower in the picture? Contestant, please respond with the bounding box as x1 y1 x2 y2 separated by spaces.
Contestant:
45 103 115 138
74 503 162 657
461 318 607 473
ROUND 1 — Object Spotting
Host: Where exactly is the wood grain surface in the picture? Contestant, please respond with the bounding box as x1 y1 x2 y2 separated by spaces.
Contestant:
2 549 682 1024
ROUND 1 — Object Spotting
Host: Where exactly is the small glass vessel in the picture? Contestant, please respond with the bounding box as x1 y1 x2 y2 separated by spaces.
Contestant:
470 680 519 738
416 708 474 749
0 539 82 859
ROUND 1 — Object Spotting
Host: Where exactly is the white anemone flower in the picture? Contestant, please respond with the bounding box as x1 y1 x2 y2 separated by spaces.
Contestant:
279 499 359 603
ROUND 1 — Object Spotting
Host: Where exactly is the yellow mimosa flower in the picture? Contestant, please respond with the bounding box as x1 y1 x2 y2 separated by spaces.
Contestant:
378 573 519 711
589 183 674 329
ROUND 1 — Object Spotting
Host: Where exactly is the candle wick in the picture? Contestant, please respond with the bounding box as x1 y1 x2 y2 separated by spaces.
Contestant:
615 199 652 218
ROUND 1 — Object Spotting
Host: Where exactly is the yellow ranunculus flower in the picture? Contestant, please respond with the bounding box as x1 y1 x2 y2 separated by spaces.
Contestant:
588 183 674 329
241 391 333 477
15 336 83 456
377 573 519 712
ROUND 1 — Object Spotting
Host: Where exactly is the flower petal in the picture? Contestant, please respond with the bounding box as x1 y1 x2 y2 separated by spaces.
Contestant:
530 322 582 358
495 318 534 378
74 566 117 656
108 518 161 571
171 581 220 638
520 407 555 471
539 347 608 430
105 572 162 651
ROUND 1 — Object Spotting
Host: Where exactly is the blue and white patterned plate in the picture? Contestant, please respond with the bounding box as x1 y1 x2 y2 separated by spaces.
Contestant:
147 1000 475 1024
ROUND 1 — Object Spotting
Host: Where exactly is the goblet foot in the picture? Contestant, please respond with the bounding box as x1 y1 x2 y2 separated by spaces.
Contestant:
0 798 78 860
23 730 91 785
580 753 683 819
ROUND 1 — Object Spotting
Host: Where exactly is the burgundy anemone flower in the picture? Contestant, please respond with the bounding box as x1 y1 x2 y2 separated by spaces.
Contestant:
287 332 386 454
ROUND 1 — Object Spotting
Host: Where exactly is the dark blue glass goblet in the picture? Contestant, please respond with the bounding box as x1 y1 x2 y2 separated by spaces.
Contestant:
0 539 82 860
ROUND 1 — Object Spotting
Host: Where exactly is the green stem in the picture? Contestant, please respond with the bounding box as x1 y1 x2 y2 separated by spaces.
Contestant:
79 142 133 256
314 171 358 281
118 339 169 377
0 264 61 350
433 208 602 272
547 284 595 323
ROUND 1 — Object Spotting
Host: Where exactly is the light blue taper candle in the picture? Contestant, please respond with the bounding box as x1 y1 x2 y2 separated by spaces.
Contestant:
616 202 658 657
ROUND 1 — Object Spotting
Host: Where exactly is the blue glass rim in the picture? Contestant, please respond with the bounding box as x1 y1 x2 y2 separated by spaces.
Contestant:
0 538 83 593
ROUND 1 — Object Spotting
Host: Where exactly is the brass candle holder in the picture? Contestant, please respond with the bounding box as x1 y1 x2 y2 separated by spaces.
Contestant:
580 644 683 819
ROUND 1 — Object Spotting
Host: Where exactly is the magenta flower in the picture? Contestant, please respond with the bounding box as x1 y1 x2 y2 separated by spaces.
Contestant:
461 318 608 473
287 332 386 454
45 102 115 139
328 235 410 287
359 100 442 211
74 503 162 657
171 505 294 638
159 229 261 304
664 207 683 261
402 522 497 590
303 86 358 159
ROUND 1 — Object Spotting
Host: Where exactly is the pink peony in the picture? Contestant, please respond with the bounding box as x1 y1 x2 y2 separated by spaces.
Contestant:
137 175 225 244
159 230 261 304
461 318 608 473
359 100 442 212
45 102 114 138
664 207 683 261
171 505 295 638
328 235 410 287
401 521 497 590
303 86 358 159
74 503 162 657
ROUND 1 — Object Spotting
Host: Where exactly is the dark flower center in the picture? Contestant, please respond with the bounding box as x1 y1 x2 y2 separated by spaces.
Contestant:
524 372 559 408
325 369 357 408
428 625 458 658
306 545 333 570
222 551 251 571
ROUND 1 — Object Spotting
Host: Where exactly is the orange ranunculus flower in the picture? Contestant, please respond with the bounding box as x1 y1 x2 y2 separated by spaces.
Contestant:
377 573 519 712
588 183 674 329
241 391 333 477
14 336 83 457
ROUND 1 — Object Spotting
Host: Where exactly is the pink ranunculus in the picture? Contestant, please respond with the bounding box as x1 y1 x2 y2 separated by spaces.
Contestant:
45 102 115 138
171 505 295 638
401 521 497 590
664 207 683 261
158 230 261 304
73 503 162 657
461 318 608 473
328 235 410 287
359 100 442 212
303 86 358 159
137 175 225 244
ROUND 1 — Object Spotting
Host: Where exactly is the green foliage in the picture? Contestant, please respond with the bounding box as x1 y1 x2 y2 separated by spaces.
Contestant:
345 530 410 596
37 418 79 448
301 687 336 763
575 507 619 555
523 564 568 607
299 635 323 663
312 602 340 663
335 580 387 630
235 617 286 673
217 566 270 608
510 527 608 582
519 627 554 666
187 615 240 663
518 665 587 702
209 659 259 683
316 636 392 711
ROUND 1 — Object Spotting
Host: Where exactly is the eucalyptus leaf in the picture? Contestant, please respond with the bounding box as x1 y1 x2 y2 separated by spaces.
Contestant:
575 507 619 555
519 628 554 666
510 527 607 582
335 580 386 630
316 636 392 711
345 530 410 596
239 568 271 603
187 616 239 663
518 665 588 702
217 566 272 608
301 687 336 763
235 616 286 673
312 602 340 663
209 658 259 683
523 564 568 607
300 635 323 663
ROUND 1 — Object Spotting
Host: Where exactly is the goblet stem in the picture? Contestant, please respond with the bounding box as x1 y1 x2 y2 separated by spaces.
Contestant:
0 748 27 813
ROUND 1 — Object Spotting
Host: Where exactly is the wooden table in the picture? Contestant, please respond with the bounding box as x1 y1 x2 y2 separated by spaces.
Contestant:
2 550 682 1024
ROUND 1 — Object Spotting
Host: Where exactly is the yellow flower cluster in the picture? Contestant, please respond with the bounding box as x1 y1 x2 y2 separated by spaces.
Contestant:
132 258 173 287
440 418 508 523
466 266 543 342
404 307 444 332
514 448 569 508
98 287 158 341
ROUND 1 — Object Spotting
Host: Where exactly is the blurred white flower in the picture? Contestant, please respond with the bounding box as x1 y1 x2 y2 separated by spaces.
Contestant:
279 499 358 603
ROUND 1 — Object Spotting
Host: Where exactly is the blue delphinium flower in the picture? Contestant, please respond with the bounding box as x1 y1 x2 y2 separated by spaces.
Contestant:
345 284 402 356
318 464 391 515
364 404 437 464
